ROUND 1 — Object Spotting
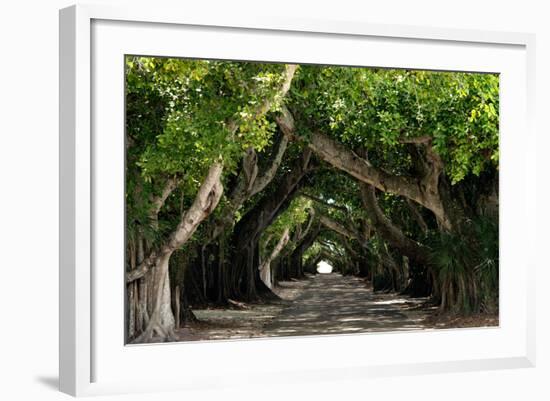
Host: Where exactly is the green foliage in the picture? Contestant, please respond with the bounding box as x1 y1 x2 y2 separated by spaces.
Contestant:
428 214 499 313
302 241 322 262
262 197 312 248
126 56 291 242
128 57 287 178
126 56 499 316
289 67 499 184
306 168 366 225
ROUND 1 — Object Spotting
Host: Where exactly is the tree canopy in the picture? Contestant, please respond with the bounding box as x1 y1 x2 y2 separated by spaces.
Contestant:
125 57 499 343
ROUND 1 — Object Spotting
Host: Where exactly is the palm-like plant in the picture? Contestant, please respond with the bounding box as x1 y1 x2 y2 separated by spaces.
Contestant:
430 214 498 314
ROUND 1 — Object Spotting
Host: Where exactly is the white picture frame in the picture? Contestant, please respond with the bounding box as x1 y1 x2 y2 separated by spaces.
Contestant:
59 4 536 397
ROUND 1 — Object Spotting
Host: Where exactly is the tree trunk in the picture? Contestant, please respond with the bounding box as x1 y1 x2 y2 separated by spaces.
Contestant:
276 106 454 230
126 239 137 341
135 237 148 334
173 285 181 329
359 183 432 296
259 228 290 288
201 245 207 299
131 163 224 342
229 151 313 300
204 64 298 245
359 183 430 267
318 214 366 247
217 236 227 303
289 223 320 278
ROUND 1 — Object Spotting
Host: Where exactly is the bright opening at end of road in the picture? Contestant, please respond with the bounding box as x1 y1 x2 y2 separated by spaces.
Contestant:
317 260 333 274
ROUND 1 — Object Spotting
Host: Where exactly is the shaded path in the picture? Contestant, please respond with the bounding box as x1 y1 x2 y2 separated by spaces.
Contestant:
262 273 429 337
179 273 431 341
176 279 310 341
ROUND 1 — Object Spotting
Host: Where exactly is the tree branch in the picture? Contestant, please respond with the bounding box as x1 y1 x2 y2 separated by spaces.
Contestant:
300 192 349 214
359 182 429 266
227 64 297 134
249 134 290 196
127 163 224 283
205 65 298 242
149 176 179 225
405 198 429 235
318 214 367 247
259 228 291 272
398 135 432 145
297 208 316 243
276 105 451 229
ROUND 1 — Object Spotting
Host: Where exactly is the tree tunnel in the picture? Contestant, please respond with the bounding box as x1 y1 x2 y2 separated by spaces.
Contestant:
125 57 500 343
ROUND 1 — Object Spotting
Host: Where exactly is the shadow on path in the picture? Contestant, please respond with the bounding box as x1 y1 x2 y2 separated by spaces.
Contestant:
178 273 430 341
262 273 429 337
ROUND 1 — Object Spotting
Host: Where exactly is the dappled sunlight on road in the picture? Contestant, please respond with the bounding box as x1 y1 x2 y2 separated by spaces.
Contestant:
177 274 432 341
262 273 430 337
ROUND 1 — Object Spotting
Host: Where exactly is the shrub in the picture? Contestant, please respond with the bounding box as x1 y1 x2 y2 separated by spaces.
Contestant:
429 215 498 314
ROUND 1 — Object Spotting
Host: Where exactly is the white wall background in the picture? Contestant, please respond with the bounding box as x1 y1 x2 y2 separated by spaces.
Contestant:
0 0 547 400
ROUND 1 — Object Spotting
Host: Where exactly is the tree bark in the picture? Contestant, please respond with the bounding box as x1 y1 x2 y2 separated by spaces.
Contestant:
173 285 181 329
210 63 297 241
289 222 321 278
230 150 313 300
129 65 297 285
208 133 290 243
276 106 453 230
359 182 432 296
259 228 290 288
359 183 430 266
318 214 367 247
405 198 429 235
149 176 179 226
132 163 224 342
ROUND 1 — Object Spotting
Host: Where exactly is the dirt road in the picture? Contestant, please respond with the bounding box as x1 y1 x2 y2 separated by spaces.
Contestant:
177 273 431 341
262 273 429 337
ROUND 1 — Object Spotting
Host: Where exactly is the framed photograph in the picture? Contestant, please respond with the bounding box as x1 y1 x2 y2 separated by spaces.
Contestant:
59 4 536 397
